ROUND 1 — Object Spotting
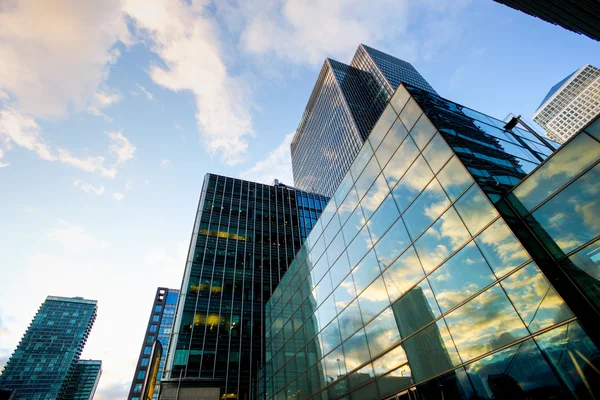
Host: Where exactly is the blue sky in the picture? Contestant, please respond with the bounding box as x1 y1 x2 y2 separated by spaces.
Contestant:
0 0 599 398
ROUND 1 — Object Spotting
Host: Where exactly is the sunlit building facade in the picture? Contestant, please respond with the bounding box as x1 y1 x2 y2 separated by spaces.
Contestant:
160 175 327 399
128 288 179 400
0 296 98 400
291 45 436 198
261 84 600 399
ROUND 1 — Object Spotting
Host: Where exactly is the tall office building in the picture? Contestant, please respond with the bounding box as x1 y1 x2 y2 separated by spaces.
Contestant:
291 44 436 198
493 0 600 42
262 83 600 399
533 64 600 143
128 288 179 400
63 360 102 400
0 296 98 399
160 175 327 399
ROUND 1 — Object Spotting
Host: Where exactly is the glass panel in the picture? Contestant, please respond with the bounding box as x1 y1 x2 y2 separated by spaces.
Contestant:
454 184 499 236
323 214 341 246
390 85 410 114
338 300 363 341
320 318 342 356
347 225 373 269
382 136 419 190
375 119 408 168
501 262 573 333
372 345 409 377
437 156 474 202
399 98 422 131
341 204 365 245
333 275 357 312
360 174 390 219
414 207 471 273
392 279 441 339
429 241 496 313
348 366 377 400
329 252 351 290
403 178 451 240
367 194 400 242
534 321 600 398
373 217 411 269
375 363 413 398
465 339 566 399
334 172 353 208
416 367 473 400
586 117 600 141
343 329 371 371
355 157 381 200
475 218 531 278
444 284 528 363
512 133 600 212
382 246 426 303
323 344 347 380
357 276 390 324
422 133 453 174
352 249 381 295
391 156 433 212
402 319 461 383
409 114 436 150
338 186 360 225
369 106 398 150
526 163 600 257
326 231 346 267
562 238 600 312
364 308 401 358
350 141 374 182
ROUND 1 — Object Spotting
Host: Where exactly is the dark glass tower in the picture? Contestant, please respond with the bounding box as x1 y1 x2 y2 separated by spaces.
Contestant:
128 288 179 400
291 44 436 198
63 360 102 400
160 175 327 399
493 0 600 41
0 296 97 399
262 83 600 399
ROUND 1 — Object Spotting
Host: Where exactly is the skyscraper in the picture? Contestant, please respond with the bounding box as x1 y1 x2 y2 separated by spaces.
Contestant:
63 360 102 400
160 175 327 399
262 82 600 399
0 296 98 399
533 64 600 143
291 44 435 198
128 288 179 400
493 0 600 42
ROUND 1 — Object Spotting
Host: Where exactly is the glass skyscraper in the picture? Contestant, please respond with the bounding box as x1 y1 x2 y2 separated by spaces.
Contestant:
261 83 600 399
0 296 98 399
63 360 102 400
291 45 435 198
160 175 327 400
128 287 179 400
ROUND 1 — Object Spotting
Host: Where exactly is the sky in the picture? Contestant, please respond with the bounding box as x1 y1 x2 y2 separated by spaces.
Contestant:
0 0 599 398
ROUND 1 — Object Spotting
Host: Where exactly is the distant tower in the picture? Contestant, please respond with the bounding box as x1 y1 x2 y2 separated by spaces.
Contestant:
0 296 98 399
63 360 103 400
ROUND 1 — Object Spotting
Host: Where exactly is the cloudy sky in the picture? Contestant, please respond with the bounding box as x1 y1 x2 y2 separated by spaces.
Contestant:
0 0 599 398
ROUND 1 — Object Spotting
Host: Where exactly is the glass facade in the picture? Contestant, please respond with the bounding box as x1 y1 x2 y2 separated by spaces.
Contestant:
0 296 98 399
292 45 436 198
161 175 326 399
63 360 102 400
128 287 179 400
261 86 600 399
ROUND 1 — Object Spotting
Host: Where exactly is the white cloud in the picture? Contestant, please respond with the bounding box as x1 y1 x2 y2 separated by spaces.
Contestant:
88 90 122 121
107 130 136 165
136 84 153 100
241 132 294 185
124 0 253 165
160 159 171 168
0 108 55 161
125 181 132 191
48 221 109 250
143 241 188 272
112 192 124 200
73 179 105 195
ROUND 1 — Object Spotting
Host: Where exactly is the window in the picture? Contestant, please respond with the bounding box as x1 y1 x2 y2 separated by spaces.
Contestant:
149 325 157 332
144 346 152 355
152 315 160 322
141 358 149 367
133 383 142 393
137 370 146 379
146 335 154 343
155 305 162 313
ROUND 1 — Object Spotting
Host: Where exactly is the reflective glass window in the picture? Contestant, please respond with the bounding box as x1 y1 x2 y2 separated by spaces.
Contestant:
350 141 374 182
392 279 440 339
401 319 461 383
323 344 347 378
382 246 425 303
329 252 351 290
320 318 342 356
429 242 496 313
526 163 600 257
391 156 433 212
403 178 451 240
326 231 346 266
360 174 390 220
375 362 413 398
315 273 333 308
436 156 474 202
374 217 411 268
369 106 397 150
334 172 353 207
342 204 365 244
319 198 337 232
454 184 498 236
512 133 600 213
501 262 573 333
347 225 372 269
323 214 341 246
562 238 600 312
475 218 530 278
444 284 528 363
409 114 436 150
357 276 390 324
372 345 408 378
338 187 360 225
347 364 376 396
399 98 422 131
383 136 419 190
343 329 371 371
365 308 401 358
367 194 400 242
414 207 471 273
375 119 408 168
333 275 357 313
338 300 363 341
586 117 600 141
416 367 473 400
355 157 381 200
422 133 453 174
390 85 410 114
352 249 381 295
